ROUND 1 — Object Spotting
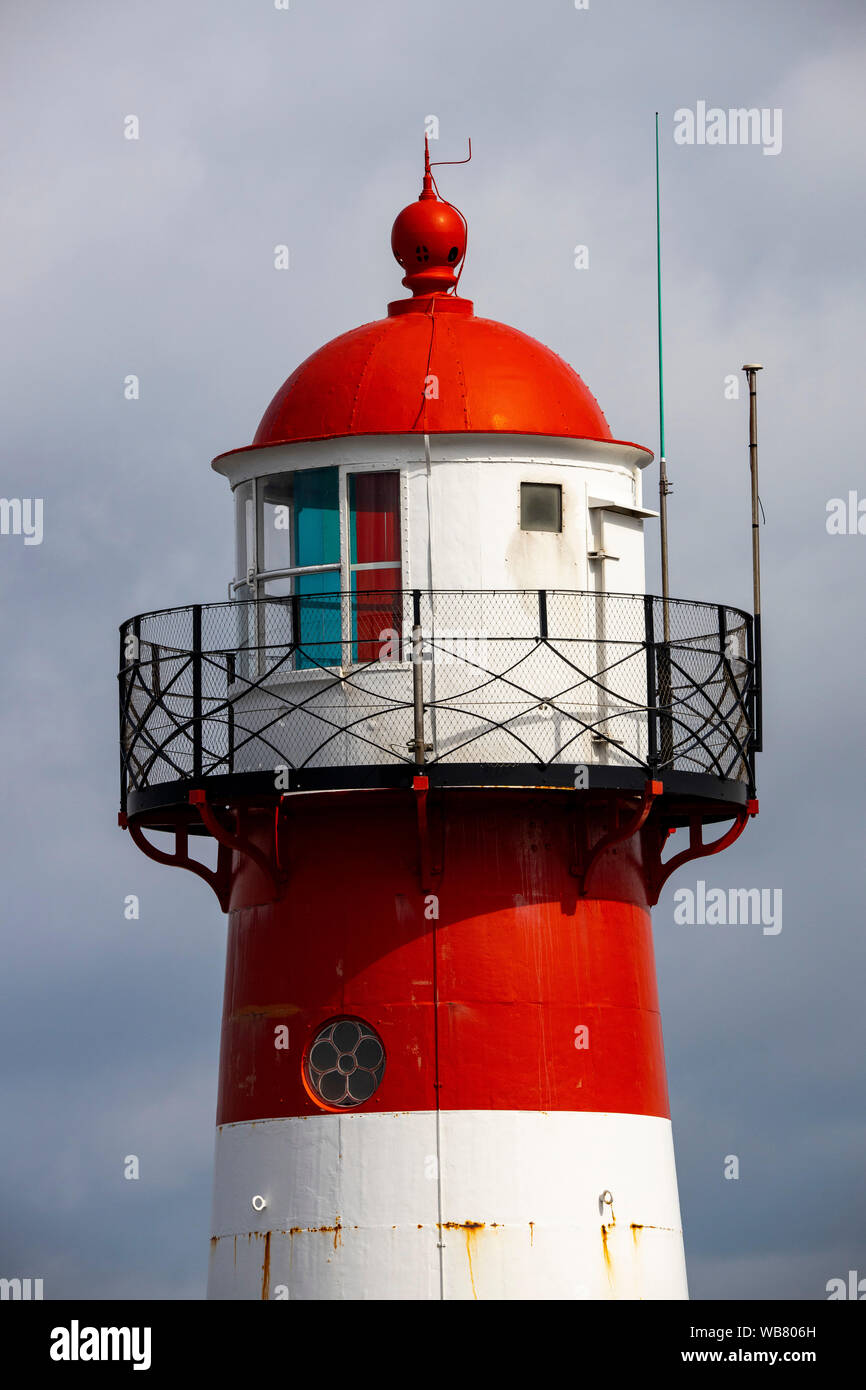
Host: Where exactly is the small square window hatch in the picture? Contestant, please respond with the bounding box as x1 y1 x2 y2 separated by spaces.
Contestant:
520 482 562 533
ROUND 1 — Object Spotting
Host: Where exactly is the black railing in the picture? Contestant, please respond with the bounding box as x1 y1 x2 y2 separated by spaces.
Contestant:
118 589 758 812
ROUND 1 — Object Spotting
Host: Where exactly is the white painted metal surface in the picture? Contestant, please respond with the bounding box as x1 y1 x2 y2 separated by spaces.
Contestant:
207 1111 688 1300
215 433 653 599
217 433 655 774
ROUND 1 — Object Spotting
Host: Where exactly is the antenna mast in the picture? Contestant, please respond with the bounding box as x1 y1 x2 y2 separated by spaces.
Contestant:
655 112 672 642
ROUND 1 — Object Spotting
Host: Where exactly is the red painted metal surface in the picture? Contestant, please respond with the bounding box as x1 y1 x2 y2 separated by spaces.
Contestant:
215 791 671 1125
248 306 617 450
391 180 466 297
214 159 653 461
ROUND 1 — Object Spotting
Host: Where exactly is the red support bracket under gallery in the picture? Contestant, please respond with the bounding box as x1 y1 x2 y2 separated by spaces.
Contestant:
188 790 283 903
571 780 663 896
642 798 759 906
119 809 233 912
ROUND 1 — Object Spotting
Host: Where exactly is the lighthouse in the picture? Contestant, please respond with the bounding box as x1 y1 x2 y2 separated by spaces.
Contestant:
118 145 759 1300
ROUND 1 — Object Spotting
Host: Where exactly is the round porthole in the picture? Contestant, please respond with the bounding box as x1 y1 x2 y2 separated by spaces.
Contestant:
305 1019 386 1108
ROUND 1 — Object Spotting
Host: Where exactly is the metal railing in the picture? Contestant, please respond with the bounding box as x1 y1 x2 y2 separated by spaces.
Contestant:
118 589 758 810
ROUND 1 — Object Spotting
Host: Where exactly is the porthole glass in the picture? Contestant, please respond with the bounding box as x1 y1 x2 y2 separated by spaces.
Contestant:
305 1019 386 1108
309 1040 337 1071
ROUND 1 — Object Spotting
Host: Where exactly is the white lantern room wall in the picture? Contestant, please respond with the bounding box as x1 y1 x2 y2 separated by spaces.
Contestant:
216 433 654 600
213 433 656 776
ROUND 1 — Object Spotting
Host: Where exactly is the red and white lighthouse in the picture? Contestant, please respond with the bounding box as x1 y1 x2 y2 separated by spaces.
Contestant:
119 145 759 1300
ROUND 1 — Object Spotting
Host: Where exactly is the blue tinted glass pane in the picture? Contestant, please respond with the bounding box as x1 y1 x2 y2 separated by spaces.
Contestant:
297 570 341 669
294 468 339 567
293 468 340 669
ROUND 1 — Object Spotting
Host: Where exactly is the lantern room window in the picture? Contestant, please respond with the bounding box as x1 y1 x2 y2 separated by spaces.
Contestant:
520 481 562 533
349 472 402 662
234 466 403 668
257 467 342 666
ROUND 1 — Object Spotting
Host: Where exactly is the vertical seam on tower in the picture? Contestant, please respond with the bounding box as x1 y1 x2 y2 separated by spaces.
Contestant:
432 883 445 1300
412 299 438 431
424 431 434 591
450 317 470 429
424 432 438 755
336 1111 344 1300
425 416 443 1298
347 332 382 431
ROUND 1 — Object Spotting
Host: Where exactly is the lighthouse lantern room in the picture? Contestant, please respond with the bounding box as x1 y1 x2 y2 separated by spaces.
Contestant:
118 145 760 1300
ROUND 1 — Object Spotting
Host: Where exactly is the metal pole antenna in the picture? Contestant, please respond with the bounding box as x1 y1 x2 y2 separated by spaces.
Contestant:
655 112 671 643
742 363 763 752
654 114 674 767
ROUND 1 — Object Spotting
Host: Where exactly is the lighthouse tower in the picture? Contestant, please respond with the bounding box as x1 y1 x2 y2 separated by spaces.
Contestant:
118 146 759 1300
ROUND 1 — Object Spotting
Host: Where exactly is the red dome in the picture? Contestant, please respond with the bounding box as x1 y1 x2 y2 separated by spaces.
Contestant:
252 296 613 448
222 149 637 459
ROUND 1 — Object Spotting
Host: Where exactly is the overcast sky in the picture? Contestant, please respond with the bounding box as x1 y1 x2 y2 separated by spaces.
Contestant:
1 0 864 1301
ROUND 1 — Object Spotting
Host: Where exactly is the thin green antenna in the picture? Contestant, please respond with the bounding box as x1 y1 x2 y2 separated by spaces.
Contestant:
655 111 671 641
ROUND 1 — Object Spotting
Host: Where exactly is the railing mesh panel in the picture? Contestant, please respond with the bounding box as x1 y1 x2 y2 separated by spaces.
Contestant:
119 591 756 803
